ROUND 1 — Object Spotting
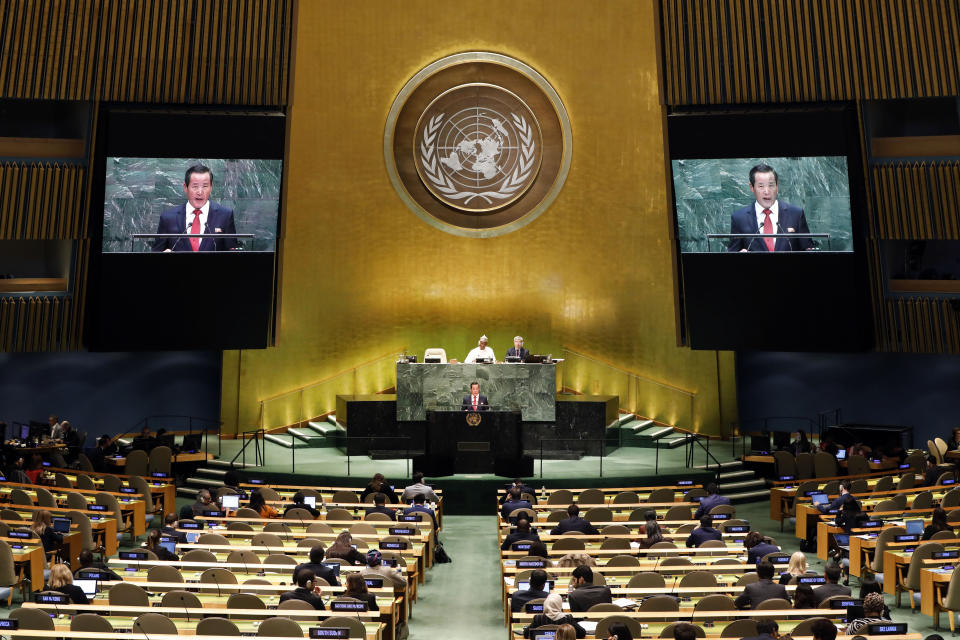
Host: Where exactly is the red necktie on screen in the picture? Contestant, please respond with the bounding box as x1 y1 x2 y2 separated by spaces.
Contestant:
190 209 202 252
473 395 478 411
762 208 775 252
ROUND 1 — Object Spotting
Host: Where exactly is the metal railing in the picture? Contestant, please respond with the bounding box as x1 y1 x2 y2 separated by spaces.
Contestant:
231 427 265 468
536 437 609 478
131 414 223 458
259 433 414 476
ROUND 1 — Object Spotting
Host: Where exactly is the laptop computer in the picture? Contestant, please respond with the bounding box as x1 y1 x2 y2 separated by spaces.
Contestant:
220 494 240 510
74 579 97 598
158 538 177 556
810 493 829 506
320 562 341 578
835 449 847 460
52 517 71 533
517 580 554 591
304 496 316 508
905 519 924 536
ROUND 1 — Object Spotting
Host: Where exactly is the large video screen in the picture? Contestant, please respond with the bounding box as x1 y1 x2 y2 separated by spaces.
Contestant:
672 156 852 253
103 158 280 253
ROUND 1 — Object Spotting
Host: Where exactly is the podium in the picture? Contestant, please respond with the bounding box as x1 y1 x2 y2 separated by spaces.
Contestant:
420 410 530 476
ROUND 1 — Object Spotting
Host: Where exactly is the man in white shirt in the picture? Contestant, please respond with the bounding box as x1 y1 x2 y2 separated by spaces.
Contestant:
727 163 814 252
464 335 496 363
49 415 65 439
401 472 439 503
152 164 239 252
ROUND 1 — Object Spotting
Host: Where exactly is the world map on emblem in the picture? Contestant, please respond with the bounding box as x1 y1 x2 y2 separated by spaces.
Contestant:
415 84 543 213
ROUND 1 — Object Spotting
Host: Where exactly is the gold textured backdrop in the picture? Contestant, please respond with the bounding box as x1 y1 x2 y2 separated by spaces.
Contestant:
221 0 737 436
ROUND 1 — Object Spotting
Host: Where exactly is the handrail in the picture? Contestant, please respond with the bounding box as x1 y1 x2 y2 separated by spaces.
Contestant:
125 415 223 457
231 427 264 468
560 346 695 396
259 348 407 403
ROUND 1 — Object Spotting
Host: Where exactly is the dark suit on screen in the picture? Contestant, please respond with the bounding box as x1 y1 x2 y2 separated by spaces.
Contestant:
152 202 239 252
727 201 813 252
505 347 530 360
461 394 490 411
734 579 790 609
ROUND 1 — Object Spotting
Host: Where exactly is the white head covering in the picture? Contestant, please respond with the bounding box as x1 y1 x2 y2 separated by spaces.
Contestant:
479 335 488 344
543 592 565 621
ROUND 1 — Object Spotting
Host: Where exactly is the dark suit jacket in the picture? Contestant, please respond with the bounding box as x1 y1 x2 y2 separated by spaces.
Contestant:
461 394 490 411
279 587 325 610
686 526 723 547
727 201 813 252
747 542 781 565
735 579 789 609
568 583 612 612
364 505 396 520
550 517 598 536
161 526 187 544
502 499 534 520
505 347 530 360
742 634 778 640
152 202 239 252
293 561 340 587
501 531 541 551
694 493 732 519
812 582 851 604
511 588 549 612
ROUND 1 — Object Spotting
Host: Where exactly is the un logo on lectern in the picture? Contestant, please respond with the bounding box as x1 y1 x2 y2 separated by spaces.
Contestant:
465 412 482 427
415 85 542 212
385 52 572 238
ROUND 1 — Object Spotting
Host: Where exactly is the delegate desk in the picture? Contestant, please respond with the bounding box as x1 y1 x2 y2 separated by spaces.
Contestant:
396 362 556 421
45 467 176 518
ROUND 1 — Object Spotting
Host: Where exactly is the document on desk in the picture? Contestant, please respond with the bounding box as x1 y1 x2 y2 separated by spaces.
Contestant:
580 622 598 634
612 597 637 608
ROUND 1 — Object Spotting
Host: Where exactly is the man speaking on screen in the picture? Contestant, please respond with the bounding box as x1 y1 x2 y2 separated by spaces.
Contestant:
727 163 814 252
152 164 239 252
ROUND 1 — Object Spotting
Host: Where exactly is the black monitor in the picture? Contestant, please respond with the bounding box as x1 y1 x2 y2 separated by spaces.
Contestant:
772 431 792 450
750 433 771 453
182 433 203 453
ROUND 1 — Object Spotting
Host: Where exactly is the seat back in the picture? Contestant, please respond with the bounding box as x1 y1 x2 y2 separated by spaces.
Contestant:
546 489 573 505
929 439 943 464
708 504 736 517
257 616 305 637
76 474 96 491
109 581 150 606
606 554 640 566
128 475 155 511
577 488 605 505
9 489 31 506
161 589 203 613
148 446 173 476
134 613 178 636
773 451 797 478
756 597 791 610
874 475 895 491
601 524 630 535
942 564 960 612
226 592 266 610
252 533 284 547
285 507 315 521
307 521 334 534
906 542 944 590
264 522 292 533
694 594 735 612
679 571 717 587
584 507 612 522
182 549 218 563
0 540 18 587
265 554 298 566
124 450 148 477
813 452 838 478
871 526 906 571
646 488 675 503
790 617 832 637
720 619 757 637
898 473 916 490
34 487 56 508
796 452 814 479
54 473 74 489
331 490 358 504
599 538 631 550
227 549 261 565
277 598 315 610
664 505 691 520
612 491 639 504
551 537 585 551
422 348 447 364
319 616 367 639
325 508 353 521
847 455 871 476
147 565 184 583
196 617 240 636
637 595 679 611
661 622 706 638
70 613 114 632
77 454 94 472
626 572 665 588
912 491 933 510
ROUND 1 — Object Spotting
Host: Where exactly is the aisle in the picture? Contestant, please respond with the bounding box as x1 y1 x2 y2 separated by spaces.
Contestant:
409 516 504 639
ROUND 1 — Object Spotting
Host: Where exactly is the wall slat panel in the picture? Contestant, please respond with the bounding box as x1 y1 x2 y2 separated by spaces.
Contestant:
0 163 85 240
0 0 293 105
871 161 960 241
662 0 960 104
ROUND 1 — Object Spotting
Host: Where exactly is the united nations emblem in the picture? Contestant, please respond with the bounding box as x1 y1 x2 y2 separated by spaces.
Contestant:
415 84 542 212
385 52 572 238
465 412 482 426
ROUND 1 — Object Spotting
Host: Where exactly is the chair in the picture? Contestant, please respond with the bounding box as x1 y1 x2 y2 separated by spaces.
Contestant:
874 475 895 491
226 592 266 614
148 565 184 583
278 598 316 610
196 617 241 636
813 451 838 477
10 607 56 640
718 519 747 532
699 539 727 548
227 549 261 565
898 473 916 490
228 521 255 531
306 521 334 534
933 530 956 540
508 508 536 521
9 489 32 506
601 524 630 535
774 450 797 478
198 533 231 545
735 572 760 586
661 557 692 566
109 581 150 606
890 493 908 509
68 510 104 561
161 589 203 615
76 474 96 490
135 613 178 636
265 554 298 566
325 508 353 521
124 450 148 477
128 475 159 522
298 538 323 548
896 541 943 609
0 509 21 521
365 512 392 521
664 505 692 520
252 532 284 547
64 491 87 511
847 454 871 476
612 491 639 504
756 597 791 609
938 471 959 486
684 488 709 502
577 488 605 505
0 540 25 604
870 526 906 574
96 491 134 540
264 522 293 533
584 507 613 522
34 487 56 508
423 348 447 364
605 554 640 566
588 603 624 612
639 594 681 612
720 619 758 637
71 613 114 632
930 439 944 464
646 488 675 503
148 446 172 476
600 538 631 550
552 537 585 551
708 504 736 517
54 472 74 489
821 480 840 495
257 616 306 637
182 549 218 562
319 616 367 638
796 452 814 479
627 572 665 588
849 478 868 493
694 594 735 612
872 498 899 514
286 507 316 521
546 489 573 505
912 490 934 510
934 563 960 630
201 567 239 589
331 490 358 503
790 617 832 637
596 615 643 638
936 437 949 461
661 622 705 638
905 452 925 474
546 510 566 522
679 571 717 587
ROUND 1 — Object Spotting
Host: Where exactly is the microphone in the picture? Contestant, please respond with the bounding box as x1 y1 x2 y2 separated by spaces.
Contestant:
179 591 191 622
776 220 795 252
669 574 680 594
212 573 222 597
134 618 152 640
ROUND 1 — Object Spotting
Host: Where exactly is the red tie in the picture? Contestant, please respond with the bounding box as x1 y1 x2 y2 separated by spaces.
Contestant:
190 209 202 252
762 209 775 252
473 396 478 411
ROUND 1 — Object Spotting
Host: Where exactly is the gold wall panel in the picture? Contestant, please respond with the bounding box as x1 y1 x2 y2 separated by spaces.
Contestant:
222 0 738 436
661 0 960 105
0 0 292 104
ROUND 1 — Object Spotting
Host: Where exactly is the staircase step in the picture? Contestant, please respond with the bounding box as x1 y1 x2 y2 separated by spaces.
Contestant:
195 467 227 478
307 421 342 437
693 460 743 471
184 477 223 488
176 487 200 498
636 426 673 440
207 459 257 470
718 469 755 481
326 415 338 425
660 435 692 449
288 427 326 446
624 419 655 433
720 478 767 492
617 413 636 426
263 433 310 449
728 489 772 502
